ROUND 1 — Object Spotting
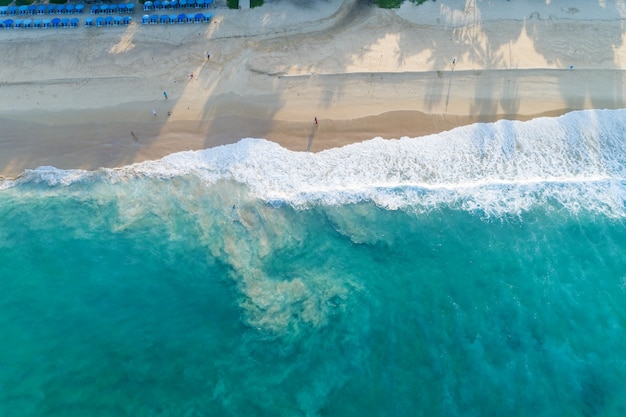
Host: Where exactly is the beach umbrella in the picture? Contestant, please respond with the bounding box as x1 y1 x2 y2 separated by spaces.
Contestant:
144 1 153 11
100 5 108 13
170 0 179 9
159 14 168 23
114 15 122 25
61 17 69 27
203 12 211 22
163 1 170 9
95 16 103 26
127 3 135 12
23 18 32 27
46 4 56 14
33 18 41 28
142 14 149 24
149 14 158 24
3 18 13 28
104 15 113 25
84 16 93 26
27 5 36 14
18 5 28 15
42 18 50 27
13 18 22 27
177 13 185 22
123 15 132 25
179 0 187 8
70 17 78 27
75 4 84 14
66 4 75 14
36 5 46 15
51 17 60 27
91 5 99 14
57 4 66 14
0 6 7 16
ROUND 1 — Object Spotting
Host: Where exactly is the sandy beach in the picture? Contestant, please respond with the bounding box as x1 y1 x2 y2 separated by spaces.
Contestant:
1 0 626 178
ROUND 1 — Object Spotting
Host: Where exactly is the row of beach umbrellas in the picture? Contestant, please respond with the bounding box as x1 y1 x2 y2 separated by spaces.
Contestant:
0 4 86 16
143 0 213 11
0 12 213 28
142 12 212 24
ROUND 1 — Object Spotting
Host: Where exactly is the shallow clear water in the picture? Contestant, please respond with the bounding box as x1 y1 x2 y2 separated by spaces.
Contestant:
2 109 626 416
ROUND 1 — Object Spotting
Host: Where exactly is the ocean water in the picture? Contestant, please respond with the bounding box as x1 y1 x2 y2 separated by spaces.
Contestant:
2 109 626 416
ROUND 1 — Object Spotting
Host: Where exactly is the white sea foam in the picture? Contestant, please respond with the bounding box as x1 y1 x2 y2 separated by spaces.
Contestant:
4 109 626 216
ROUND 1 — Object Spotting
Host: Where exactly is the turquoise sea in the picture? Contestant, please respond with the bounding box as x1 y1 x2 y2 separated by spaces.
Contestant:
2 109 626 416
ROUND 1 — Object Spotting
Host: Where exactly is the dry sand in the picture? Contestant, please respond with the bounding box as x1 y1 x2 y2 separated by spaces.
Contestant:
1 0 626 178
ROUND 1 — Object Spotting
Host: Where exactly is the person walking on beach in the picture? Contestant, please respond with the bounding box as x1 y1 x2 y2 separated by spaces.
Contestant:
163 91 168 100
314 116 318 125
207 52 211 60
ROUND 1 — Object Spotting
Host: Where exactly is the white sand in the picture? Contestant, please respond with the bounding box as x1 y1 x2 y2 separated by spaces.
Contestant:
1 0 625 177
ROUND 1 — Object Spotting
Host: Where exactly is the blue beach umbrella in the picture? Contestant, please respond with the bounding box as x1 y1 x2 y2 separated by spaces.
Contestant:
61 17 69 26
144 1 153 11
75 4 85 14
0 6 7 16
123 15 132 24
3 18 13 28
27 4 36 14
23 18 32 27
66 4 75 14
104 15 113 25
95 16 104 26
70 17 78 27
149 14 158 23
84 16 93 26
14 18 22 27
51 17 60 26
159 14 168 23
114 15 122 25
177 13 185 22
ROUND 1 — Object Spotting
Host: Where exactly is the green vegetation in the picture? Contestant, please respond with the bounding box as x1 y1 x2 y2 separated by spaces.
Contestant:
15 0 33 5
49 0 68 4
375 0 427 8
227 0 263 9
0 0 11 6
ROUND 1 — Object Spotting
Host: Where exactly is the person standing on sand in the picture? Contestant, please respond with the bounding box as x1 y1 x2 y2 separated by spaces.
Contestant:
314 116 318 125
163 91 168 100
207 52 211 60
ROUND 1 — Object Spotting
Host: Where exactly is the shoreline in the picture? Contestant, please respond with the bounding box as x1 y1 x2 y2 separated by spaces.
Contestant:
2 0 626 178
